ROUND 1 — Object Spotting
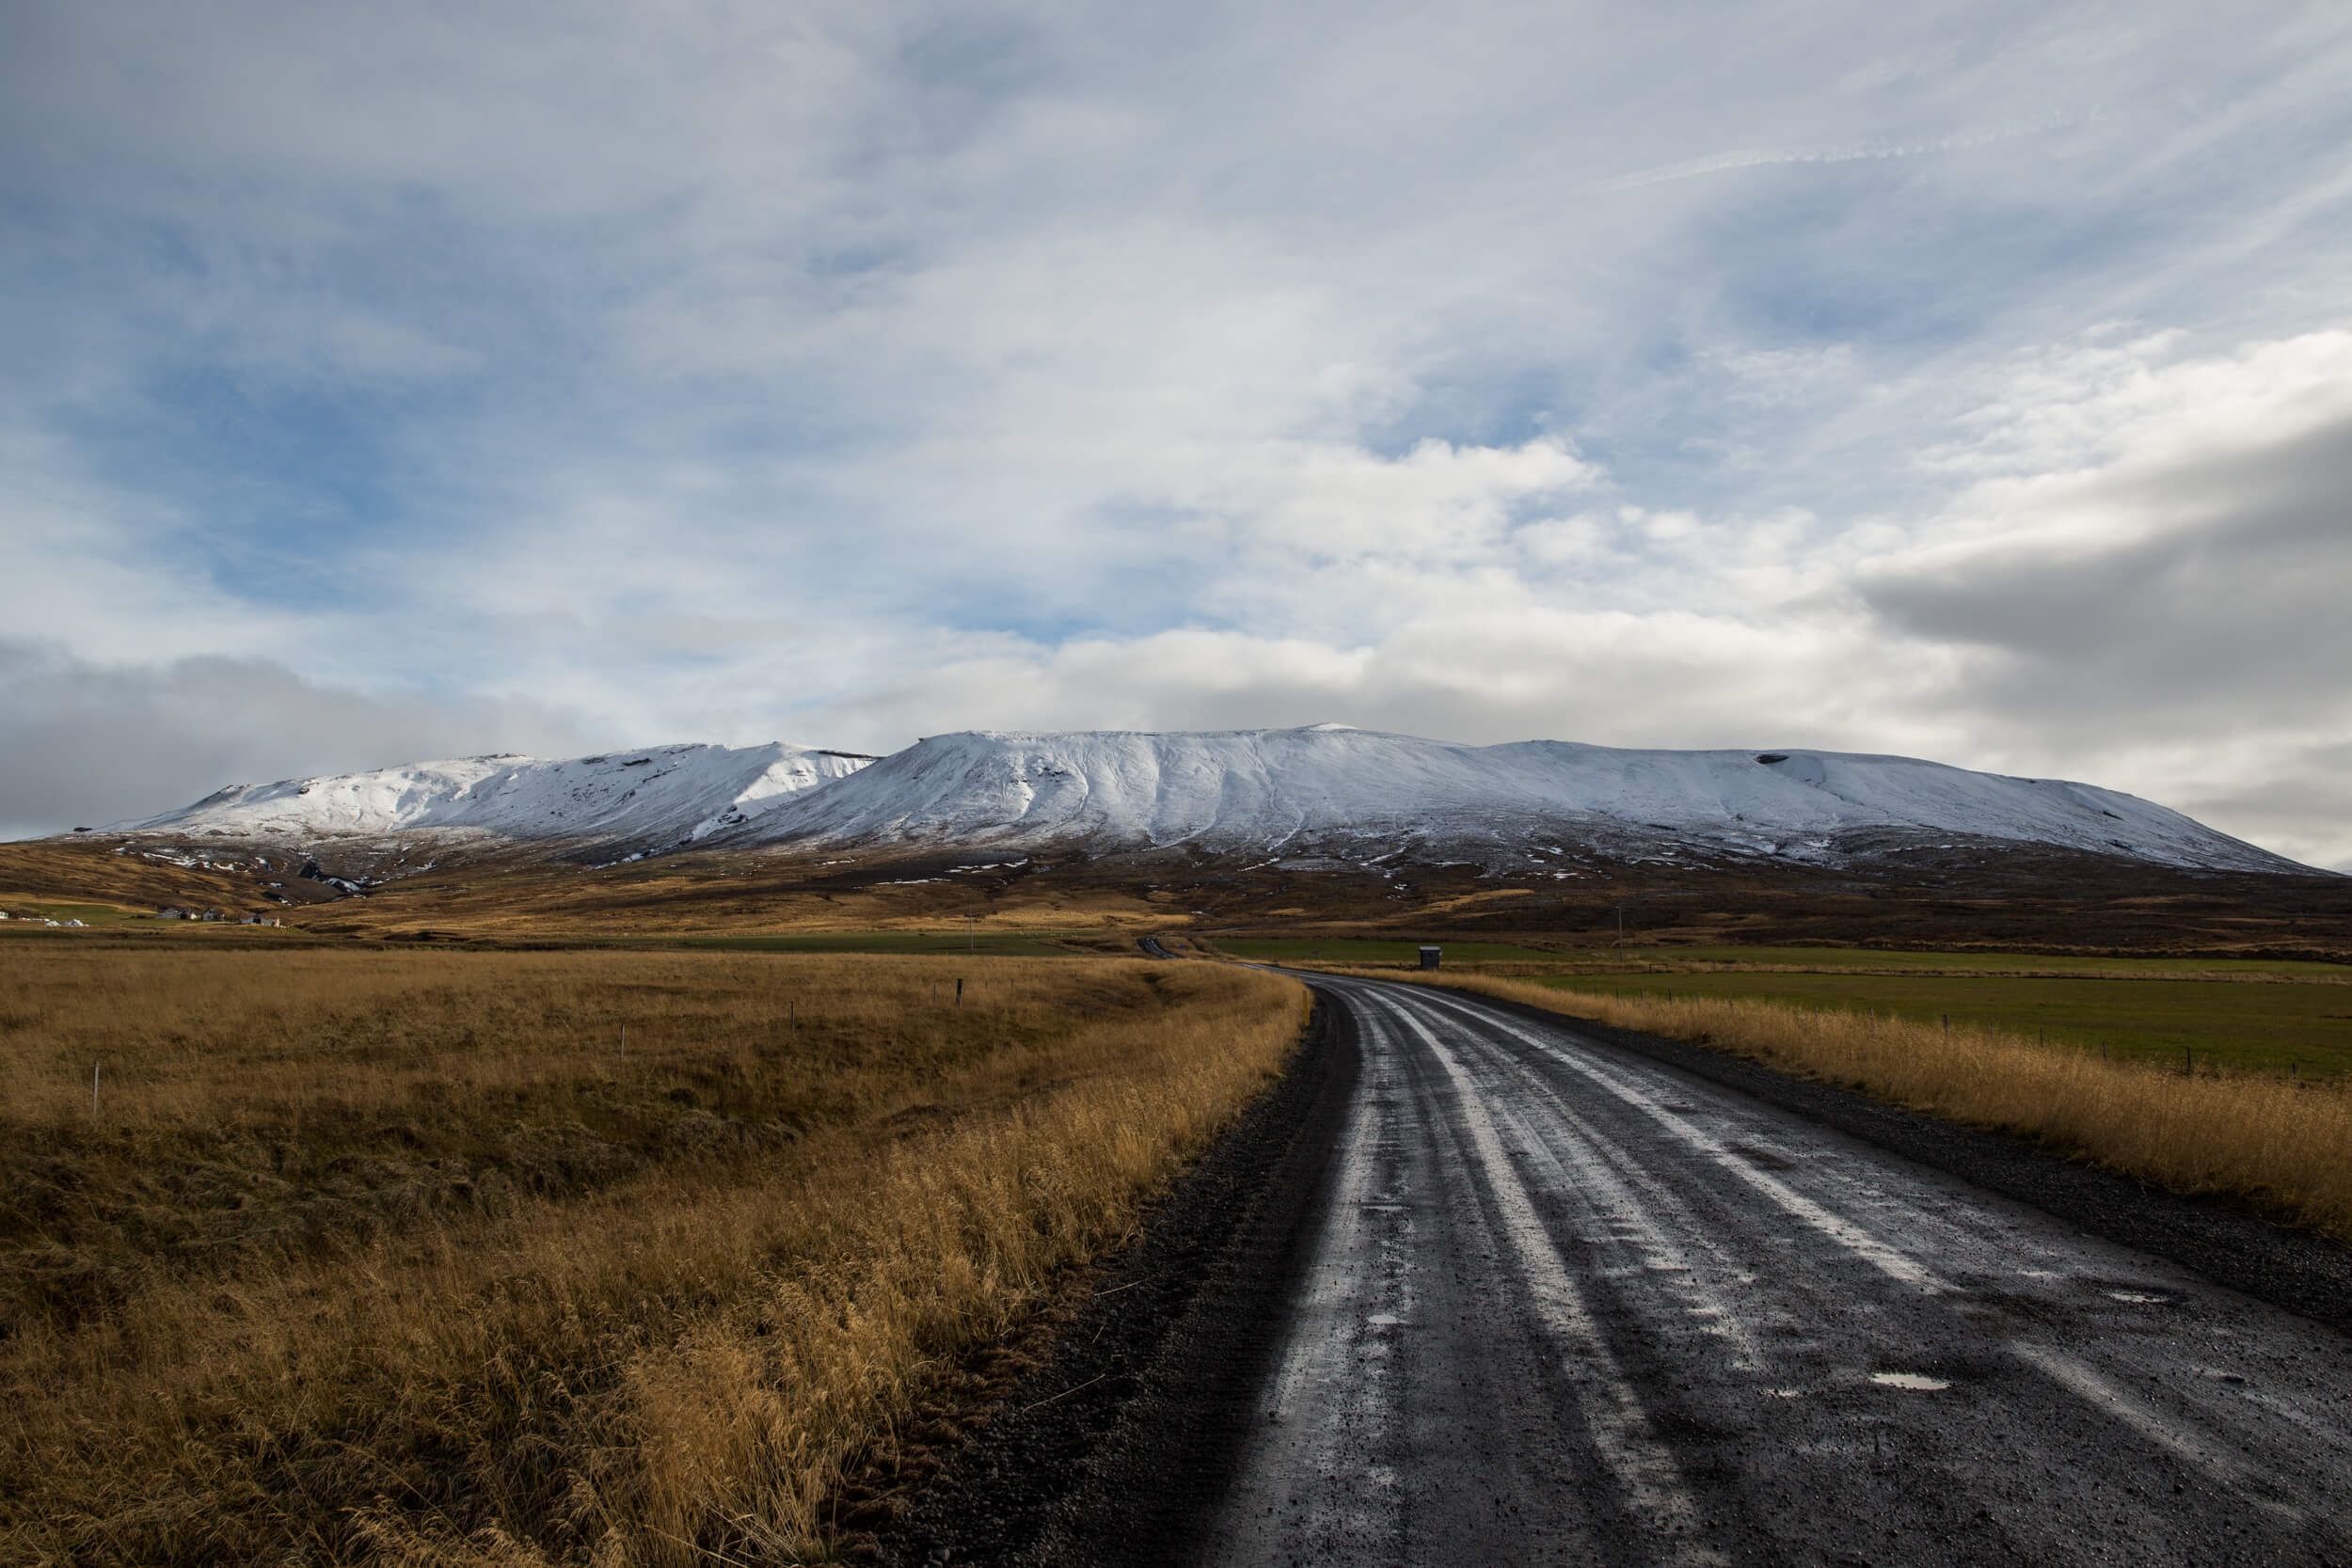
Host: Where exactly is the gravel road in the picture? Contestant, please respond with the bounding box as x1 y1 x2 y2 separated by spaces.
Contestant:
887 974 2352 1566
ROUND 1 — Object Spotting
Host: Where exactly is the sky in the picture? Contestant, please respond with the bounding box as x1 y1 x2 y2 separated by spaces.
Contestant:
3 1 2350 868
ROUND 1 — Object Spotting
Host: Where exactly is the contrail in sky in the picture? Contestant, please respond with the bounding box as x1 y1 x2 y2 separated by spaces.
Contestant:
1589 110 2098 194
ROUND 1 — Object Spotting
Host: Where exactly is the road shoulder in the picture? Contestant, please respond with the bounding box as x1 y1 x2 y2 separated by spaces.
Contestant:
880 975 2352 1565
878 994 1359 1567
1451 984 2352 1338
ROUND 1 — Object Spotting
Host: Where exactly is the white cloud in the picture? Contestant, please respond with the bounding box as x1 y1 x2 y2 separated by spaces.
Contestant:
0 641 596 839
0 432 314 665
1862 330 2352 727
1921 328 2352 484
775 326 2352 869
4 0 2352 873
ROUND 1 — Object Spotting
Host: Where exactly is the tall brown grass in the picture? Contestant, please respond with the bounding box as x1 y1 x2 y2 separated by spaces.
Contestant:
1390 973 2352 1246
2 948 1203 1333
1 948 1305 1564
2 945 1154 1127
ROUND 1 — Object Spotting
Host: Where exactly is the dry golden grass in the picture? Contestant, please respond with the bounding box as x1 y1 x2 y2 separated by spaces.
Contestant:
1391 972 2352 1245
0 947 1305 1564
289 848 1173 942
3 945 1140 1128
0 841 266 917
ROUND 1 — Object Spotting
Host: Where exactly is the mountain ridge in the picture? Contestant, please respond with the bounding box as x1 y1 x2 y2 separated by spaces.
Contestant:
118 741 877 854
106 725 2311 877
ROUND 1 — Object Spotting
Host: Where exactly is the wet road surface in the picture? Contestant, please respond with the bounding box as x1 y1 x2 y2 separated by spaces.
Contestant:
1198 974 2352 1566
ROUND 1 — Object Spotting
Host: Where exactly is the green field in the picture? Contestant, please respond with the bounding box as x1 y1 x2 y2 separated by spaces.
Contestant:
0 900 155 927
1534 970 2352 1078
1212 937 2352 980
1214 937 1564 964
1212 934 2352 1077
1612 944 2352 980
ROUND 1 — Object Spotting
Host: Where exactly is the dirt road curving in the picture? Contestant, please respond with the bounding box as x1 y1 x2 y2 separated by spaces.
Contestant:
888 974 2352 1566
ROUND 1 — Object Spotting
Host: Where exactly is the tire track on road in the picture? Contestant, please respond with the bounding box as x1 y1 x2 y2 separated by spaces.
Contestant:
1192 974 2352 1566
888 973 2352 1567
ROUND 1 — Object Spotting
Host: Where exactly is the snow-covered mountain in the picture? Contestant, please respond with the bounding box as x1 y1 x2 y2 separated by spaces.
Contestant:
723 726 2299 874
120 741 875 851
115 725 2305 875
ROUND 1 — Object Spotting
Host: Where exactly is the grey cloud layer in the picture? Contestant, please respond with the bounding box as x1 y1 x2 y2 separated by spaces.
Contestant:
2 2 2349 866
1865 414 2352 726
0 643 593 841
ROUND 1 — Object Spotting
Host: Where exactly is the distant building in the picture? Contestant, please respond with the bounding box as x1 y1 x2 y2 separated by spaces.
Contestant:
1420 944 1441 969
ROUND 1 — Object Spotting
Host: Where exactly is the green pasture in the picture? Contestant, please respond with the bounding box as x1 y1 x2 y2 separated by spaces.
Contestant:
1533 971 2352 1078
1212 936 2351 980
0 900 157 928
1615 944 2352 980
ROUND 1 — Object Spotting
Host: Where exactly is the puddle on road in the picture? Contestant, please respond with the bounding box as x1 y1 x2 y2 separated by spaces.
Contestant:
1870 1372 1952 1391
1367 1313 1404 1327
2106 1291 2169 1305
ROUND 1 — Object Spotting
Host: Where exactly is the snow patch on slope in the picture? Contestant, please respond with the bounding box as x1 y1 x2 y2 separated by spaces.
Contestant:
728 727 2300 874
121 742 875 848
114 726 2308 875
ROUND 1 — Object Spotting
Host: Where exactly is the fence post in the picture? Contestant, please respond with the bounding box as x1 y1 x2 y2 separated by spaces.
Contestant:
92 1059 101 1118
